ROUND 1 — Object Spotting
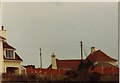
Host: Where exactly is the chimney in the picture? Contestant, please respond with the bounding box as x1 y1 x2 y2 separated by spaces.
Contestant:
0 26 7 39
91 47 95 53
1 26 4 30
0 26 5 74
51 53 57 69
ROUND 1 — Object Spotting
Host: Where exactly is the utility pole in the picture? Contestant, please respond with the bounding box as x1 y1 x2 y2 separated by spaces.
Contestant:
118 2 120 66
80 41 83 60
39 48 42 68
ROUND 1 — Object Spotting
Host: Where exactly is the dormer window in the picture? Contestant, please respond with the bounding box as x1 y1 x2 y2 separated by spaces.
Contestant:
5 50 15 58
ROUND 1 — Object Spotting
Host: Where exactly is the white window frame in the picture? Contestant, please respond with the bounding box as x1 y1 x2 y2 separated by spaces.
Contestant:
4 49 15 59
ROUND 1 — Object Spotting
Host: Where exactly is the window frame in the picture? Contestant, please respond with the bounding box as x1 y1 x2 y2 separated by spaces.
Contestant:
4 49 15 59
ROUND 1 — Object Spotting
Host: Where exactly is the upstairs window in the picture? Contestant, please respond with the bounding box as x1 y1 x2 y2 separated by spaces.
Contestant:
6 50 14 58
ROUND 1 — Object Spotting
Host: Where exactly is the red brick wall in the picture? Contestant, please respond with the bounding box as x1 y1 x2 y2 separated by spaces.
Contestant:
25 67 66 75
88 66 119 75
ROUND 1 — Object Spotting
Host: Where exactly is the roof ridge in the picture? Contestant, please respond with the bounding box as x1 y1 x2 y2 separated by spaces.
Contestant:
57 59 81 61
88 50 117 62
98 50 117 61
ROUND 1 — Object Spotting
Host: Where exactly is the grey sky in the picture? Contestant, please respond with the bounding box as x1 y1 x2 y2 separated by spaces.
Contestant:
2 2 118 68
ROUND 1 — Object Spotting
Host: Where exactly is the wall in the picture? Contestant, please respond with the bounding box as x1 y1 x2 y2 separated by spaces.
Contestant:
0 39 4 74
3 60 22 74
88 66 119 75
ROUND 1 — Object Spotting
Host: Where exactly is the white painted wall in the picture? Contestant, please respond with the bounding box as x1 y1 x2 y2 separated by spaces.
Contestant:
94 61 117 67
108 62 117 66
0 27 6 74
0 28 7 39
0 39 4 74
3 60 22 74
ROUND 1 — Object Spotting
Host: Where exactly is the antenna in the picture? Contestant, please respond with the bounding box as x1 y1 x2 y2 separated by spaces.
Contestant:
39 48 42 68
80 41 83 60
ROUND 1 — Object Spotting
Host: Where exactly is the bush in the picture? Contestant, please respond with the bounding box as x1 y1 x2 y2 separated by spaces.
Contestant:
64 70 78 81
90 72 101 81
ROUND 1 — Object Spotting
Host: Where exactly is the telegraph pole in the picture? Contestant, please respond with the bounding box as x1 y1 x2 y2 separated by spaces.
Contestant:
80 41 83 60
39 48 42 68
118 2 120 67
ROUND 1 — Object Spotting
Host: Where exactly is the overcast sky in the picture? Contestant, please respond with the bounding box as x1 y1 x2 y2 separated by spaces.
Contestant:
1 2 118 68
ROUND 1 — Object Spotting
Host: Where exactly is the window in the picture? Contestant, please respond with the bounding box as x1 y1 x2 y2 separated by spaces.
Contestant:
6 50 14 58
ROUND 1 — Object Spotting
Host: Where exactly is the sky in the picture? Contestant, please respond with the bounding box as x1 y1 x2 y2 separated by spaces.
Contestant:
1 0 120 2
1 2 119 68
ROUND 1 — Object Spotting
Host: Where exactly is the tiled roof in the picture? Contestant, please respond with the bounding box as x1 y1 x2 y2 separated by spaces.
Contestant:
56 59 81 70
48 59 82 71
48 50 117 71
3 41 15 49
87 50 117 63
4 52 23 61
15 52 23 61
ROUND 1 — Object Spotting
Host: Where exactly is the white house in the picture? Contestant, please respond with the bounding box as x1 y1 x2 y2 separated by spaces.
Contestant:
0 26 23 75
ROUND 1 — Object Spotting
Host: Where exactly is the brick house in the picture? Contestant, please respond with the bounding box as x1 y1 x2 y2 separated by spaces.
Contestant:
48 50 118 74
87 47 118 75
24 46 118 81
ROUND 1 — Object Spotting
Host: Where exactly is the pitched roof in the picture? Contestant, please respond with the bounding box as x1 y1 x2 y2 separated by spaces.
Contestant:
57 59 81 70
3 41 22 61
48 50 117 71
87 50 117 63
48 59 82 71
15 52 23 61
4 52 23 61
3 41 16 49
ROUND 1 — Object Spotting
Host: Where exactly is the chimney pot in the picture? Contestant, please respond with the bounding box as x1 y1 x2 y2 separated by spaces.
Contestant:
1 26 4 30
52 53 55 57
91 47 95 53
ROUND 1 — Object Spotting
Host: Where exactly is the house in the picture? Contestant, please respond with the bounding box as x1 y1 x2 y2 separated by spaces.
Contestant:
24 65 66 80
48 53 81 71
25 47 118 74
0 26 23 75
48 47 118 75
24 53 82 79
87 47 117 66
24 47 118 81
87 47 118 75
23 43 118 82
